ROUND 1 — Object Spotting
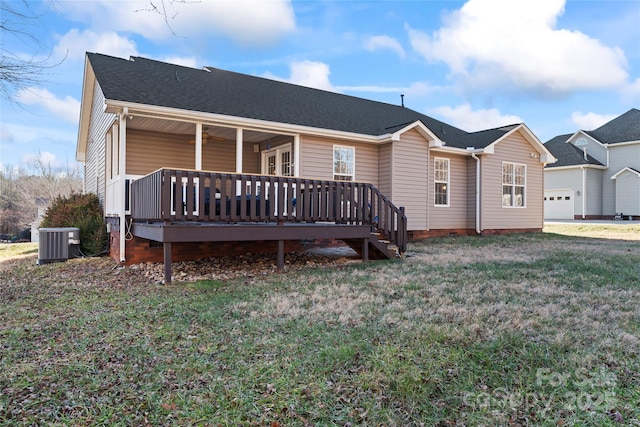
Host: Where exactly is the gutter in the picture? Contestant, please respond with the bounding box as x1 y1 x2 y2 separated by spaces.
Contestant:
581 166 586 220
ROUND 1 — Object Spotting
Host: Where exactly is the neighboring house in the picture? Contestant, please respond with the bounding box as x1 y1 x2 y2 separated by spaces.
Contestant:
30 207 47 243
76 53 554 281
544 109 640 220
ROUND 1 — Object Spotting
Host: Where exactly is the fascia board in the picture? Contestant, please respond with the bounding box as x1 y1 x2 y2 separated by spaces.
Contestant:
391 120 441 144
430 146 476 155
611 167 640 179
105 100 394 144
545 164 607 171
76 57 95 162
569 130 605 147
485 123 556 163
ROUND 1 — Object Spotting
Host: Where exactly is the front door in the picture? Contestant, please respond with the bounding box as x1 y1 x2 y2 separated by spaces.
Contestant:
262 144 293 177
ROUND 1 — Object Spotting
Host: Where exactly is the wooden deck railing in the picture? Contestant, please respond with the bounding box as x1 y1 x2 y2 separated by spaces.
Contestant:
130 169 407 252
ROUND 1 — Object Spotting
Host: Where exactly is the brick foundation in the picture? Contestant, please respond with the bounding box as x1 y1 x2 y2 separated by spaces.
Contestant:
108 223 350 265
409 228 541 241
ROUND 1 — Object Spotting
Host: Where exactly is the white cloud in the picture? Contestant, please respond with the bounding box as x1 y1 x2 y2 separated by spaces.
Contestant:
430 103 522 132
162 56 198 68
16 87 81 124
570 112 616 130
407 0 629 95
54 29 139 61
1 126 14 143
266 61 338 92
61 0 296 47
364 35 406 58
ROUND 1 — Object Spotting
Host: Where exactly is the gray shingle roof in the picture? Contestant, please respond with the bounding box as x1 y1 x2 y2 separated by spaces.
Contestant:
87 53 512 149
544 134 604 168
586 108 640 144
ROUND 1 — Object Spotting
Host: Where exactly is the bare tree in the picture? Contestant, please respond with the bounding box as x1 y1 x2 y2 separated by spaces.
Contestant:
0 0 63 102
0 156 82 237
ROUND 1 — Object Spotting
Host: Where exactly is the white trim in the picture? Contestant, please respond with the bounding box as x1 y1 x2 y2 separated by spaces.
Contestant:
485 123 556 164
118 110 128 262
105 100 395 145
261 143 293 176
545 164 607 171
611 167 640 180
195 123 203 170
76 56 96 162
567 130 605 147
293 134 300 177
391 120 441 144
502 161 526 208
433 157 450 207
605 140 640 148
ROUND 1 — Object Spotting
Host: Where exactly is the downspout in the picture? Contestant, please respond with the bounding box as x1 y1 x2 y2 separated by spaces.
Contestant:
471 153 481 234
581 166 586 220
119 108 128 262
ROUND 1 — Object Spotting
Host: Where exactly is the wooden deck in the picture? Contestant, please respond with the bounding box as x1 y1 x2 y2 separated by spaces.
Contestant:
130 169 407 283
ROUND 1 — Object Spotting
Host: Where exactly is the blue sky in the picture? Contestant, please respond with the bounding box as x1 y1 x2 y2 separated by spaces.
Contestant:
1 0 639 172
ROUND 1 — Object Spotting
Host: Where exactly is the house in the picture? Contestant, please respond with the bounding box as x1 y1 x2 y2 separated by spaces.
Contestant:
76 53 554 282
544 109 640 220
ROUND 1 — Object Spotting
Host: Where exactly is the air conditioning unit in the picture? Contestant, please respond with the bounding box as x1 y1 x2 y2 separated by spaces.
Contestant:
37 227 81 265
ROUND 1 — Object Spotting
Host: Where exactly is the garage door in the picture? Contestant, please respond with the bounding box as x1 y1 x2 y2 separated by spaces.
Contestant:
544 190 574 219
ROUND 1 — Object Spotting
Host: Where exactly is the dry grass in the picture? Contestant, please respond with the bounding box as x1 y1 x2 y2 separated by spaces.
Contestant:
241 229 640 356
2 225 639 425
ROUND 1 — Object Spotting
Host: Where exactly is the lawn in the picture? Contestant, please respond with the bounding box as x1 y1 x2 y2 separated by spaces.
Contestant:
1 226 639 426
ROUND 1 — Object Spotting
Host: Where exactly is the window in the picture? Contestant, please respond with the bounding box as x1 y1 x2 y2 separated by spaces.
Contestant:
502 162 526 207
434 157 449 206
333 145 354 181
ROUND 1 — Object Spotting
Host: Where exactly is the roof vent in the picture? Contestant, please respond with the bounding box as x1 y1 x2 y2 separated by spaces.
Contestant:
400 94 405 108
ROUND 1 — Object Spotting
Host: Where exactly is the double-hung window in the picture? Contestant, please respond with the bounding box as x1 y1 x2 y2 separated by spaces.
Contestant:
434 157 449 206
502 162 526 207
333 145 354 181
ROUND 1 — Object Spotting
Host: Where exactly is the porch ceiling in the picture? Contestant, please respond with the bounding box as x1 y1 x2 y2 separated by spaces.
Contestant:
127 116 279 143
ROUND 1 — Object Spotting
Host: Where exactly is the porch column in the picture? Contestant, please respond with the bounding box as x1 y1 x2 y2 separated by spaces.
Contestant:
195 123 203 170
294 134 300 176
118 109 128 262
236 128 243 173
236 128 243 194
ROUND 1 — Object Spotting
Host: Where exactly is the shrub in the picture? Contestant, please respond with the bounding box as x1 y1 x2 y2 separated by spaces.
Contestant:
41 193 108 256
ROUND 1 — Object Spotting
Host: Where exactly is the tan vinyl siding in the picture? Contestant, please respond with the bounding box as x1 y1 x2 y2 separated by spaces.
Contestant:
378 142 392 197
392 129 428 231
126 129 195 175
203 140 236 172
299 135 378 184
126 130 260 175
480 132 544 229
242 142 260 174
428 154 468 229
85 82 115 206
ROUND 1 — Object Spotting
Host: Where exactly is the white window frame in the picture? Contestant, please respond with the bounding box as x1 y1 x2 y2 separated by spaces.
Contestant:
434 157 450 207
502 162 526 208
333 145 355 181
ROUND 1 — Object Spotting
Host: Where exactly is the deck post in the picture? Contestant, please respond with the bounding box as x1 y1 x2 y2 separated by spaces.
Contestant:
164 242 172 284
362 238 369 262
277 240 284 272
